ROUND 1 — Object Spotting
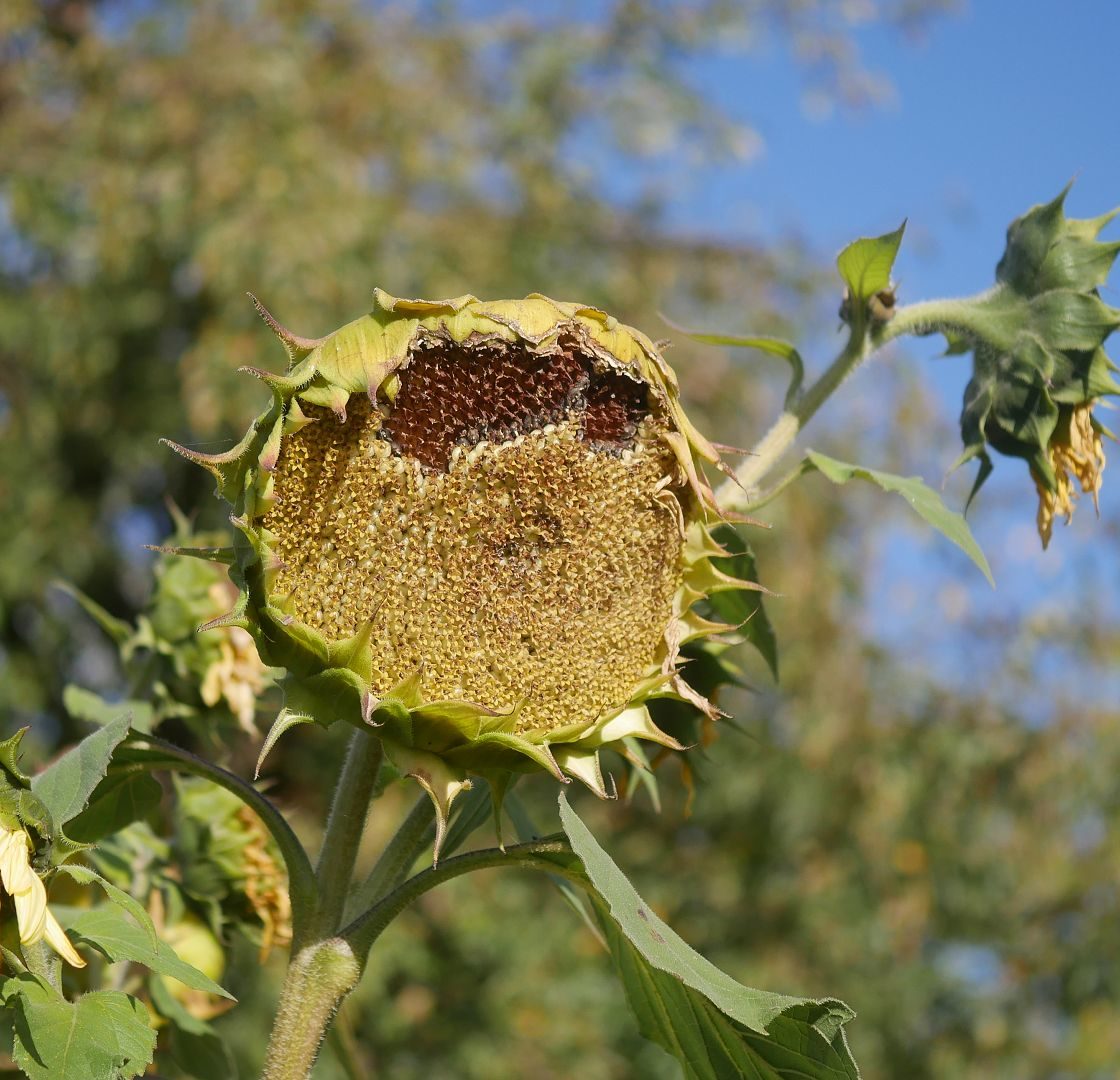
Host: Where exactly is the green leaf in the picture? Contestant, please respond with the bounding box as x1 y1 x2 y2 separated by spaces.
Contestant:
803 451 994 586
505 793 604 943
708 525 778 679
662 318 804 407
31 715 132 826
4 976 156 1080
836 222 905 301
63 686 154 735
558 794 861 1079
594 903 859 1079
67 906 234 999
53 864 159 950
63 771 162 844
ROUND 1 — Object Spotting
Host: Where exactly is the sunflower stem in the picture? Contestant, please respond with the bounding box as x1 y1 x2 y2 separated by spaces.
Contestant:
341 837 579 960
261 937 362 1080
718 295 992 510
344 794 434 922
718 317 872 506
313 728 384 937
262 729 383 1079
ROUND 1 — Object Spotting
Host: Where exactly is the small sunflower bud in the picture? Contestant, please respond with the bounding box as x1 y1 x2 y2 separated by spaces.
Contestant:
167 292 755 844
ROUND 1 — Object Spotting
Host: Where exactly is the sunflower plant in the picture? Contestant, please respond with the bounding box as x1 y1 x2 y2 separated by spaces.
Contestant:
2 186 1116 1080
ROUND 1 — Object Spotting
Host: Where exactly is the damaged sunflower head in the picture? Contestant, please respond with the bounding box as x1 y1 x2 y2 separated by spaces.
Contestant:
953 184 1120 546
166 291 755 847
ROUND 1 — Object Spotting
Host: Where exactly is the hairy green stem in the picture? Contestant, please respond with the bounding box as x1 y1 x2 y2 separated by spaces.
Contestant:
717 294 983 511
313 729 384 938
261 837 575 1080
262 730 382 1078
342 837 578 959
718 320 871 506
261 937 362 1080
345 795 434 922
875 292 999 346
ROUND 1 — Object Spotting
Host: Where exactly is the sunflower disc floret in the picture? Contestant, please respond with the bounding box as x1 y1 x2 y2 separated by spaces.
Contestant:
166 291 755 847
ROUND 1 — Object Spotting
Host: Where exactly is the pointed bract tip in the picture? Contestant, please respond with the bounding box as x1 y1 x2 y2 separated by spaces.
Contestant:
248 293 327 357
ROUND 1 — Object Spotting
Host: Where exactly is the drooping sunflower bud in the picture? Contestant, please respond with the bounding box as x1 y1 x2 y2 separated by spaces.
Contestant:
952 185 1120 544
166 291 756 846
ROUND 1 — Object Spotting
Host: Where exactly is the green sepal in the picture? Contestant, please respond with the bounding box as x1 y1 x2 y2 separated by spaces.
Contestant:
161 402 277 505
279 667 366 730
255 709 315 778
380 740 471 863
445 732 566 781
0 786 55 847
575 705 683 753
998 183 1120 295
0 728 32 787
249 292 327 363
408 699 518 750
144 544 236 566
554 747 611 798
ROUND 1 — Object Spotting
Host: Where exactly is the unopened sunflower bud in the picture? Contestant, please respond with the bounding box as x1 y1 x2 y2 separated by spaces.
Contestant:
952 185 1120 543
166 292 755 846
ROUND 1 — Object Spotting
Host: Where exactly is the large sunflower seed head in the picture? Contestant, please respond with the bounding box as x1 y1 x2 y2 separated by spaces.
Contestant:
168 291 754 850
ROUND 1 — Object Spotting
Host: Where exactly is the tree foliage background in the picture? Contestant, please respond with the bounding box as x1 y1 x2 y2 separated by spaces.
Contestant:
2 1 1119 1077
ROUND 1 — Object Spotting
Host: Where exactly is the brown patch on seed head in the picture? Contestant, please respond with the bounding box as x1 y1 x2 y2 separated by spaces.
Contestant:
383 337 649 470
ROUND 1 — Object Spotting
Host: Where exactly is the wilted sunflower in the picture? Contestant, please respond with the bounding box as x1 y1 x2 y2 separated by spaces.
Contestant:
167 292 756 845
1032 401 1107 548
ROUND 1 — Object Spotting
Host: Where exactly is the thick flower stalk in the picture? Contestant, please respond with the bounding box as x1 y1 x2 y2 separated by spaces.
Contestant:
167 291 755 847
0 824 85 968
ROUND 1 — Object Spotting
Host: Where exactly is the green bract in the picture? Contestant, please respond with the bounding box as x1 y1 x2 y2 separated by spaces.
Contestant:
166 291 756 848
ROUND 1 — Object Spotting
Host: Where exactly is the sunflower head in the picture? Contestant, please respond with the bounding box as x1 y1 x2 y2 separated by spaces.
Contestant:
167 291 755 846
955 185 1120 544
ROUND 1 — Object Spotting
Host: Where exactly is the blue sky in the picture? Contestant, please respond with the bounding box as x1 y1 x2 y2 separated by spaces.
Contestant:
651 1 1120 703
